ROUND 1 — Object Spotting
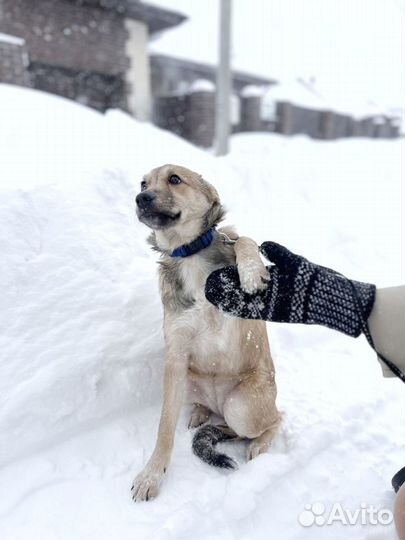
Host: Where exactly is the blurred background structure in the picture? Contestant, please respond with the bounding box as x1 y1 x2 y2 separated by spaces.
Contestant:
0 0 403 149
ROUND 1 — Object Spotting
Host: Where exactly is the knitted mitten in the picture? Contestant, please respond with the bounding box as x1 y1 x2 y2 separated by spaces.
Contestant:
392 467 405 493
205 241 376 338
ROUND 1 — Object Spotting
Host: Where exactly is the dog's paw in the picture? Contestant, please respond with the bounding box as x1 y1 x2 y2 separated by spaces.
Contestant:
246 438 270 461
238 260 269 294
188 404 211 429
131 467 165 502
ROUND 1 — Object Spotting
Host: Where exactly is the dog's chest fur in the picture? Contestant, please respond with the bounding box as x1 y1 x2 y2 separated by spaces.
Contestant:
178 255 212 303
177 254 236 355
177 255 243 413
160 240 242 370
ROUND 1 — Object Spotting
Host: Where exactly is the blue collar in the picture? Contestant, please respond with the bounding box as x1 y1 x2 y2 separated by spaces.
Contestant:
170 228 215 258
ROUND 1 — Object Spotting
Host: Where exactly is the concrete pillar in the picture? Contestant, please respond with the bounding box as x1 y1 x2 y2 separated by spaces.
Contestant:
320 110 335 139
276 101 294 135
352 119 364 137
186 87 216 148
125 19 151 122
346 117 356 137
373 117 393 138
388 118 401 138
360 117 375 137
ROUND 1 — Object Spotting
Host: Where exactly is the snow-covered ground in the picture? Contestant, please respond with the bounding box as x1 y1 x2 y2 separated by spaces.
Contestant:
0 84 404 540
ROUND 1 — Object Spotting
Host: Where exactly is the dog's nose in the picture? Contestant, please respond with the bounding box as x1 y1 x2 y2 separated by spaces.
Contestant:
136 191 155 209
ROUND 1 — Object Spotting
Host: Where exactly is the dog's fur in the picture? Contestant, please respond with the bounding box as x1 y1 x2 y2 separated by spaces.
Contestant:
132 164 280 501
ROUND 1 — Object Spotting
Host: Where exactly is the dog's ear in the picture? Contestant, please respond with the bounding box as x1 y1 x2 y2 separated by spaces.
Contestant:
196 175 221 204
203 201 226 230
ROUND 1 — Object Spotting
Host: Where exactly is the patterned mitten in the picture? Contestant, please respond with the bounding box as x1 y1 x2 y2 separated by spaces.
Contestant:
205 241 376 338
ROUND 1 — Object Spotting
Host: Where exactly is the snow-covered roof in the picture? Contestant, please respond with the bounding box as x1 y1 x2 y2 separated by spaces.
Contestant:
240 85 266 98
263 80 324 111
150 53 276 89
263 79 396 119
62 1 187 33
188 79 215 93
0 33 25 46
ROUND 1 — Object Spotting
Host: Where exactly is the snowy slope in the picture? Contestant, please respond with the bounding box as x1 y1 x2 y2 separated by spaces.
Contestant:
0 85 404 540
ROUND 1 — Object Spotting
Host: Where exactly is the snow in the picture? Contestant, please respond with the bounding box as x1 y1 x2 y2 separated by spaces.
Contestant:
240 85 265 98
0 84 404 540
254 77 401 121
262 80 325 111
259 79 387 119
0 33 25 46
189 79 216 93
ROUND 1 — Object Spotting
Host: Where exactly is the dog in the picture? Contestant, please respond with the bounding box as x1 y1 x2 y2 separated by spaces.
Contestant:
132 164 280 501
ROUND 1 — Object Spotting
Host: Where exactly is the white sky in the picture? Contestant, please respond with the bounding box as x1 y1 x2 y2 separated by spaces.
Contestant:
150 0 405 109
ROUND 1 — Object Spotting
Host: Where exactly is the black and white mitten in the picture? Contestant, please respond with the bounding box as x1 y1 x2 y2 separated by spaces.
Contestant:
205 241 376 338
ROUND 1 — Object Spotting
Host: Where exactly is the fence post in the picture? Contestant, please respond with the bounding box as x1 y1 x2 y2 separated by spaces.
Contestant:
319 110 335 140
276 101 294 135
240 95 262 131
186 81 216 148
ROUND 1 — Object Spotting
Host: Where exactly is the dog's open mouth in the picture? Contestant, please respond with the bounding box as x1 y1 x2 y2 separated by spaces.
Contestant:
138 209 181 229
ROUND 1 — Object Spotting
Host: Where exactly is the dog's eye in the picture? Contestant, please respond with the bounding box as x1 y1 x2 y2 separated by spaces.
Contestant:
168 174 182 185
140 181 147 191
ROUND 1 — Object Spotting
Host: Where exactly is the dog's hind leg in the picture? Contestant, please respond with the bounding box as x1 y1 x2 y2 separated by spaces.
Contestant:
223 371 280 461
188 403 212 429
246 419 280 461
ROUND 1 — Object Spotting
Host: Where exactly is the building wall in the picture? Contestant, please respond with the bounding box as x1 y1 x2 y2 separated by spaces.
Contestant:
0 0 133 110
28 62 127 111
0 0 129 75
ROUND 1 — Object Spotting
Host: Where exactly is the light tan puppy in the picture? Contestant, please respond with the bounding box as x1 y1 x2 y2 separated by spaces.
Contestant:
132 164 280 501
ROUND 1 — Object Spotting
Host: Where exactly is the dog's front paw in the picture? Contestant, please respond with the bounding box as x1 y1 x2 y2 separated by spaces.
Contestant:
238 260 269 294
131 466 165 502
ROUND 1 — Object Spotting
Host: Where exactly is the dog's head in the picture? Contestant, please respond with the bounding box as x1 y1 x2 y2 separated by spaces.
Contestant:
136 164 225 246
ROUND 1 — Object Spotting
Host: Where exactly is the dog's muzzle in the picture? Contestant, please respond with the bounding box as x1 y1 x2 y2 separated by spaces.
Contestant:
136 191 155 210
135 191 180 229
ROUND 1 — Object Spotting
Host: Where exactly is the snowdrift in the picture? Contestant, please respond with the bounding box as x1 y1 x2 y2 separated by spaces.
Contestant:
0 85 403 540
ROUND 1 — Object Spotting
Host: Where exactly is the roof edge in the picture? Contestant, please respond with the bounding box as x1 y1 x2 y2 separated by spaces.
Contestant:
63 1 187 33
150 53 277 86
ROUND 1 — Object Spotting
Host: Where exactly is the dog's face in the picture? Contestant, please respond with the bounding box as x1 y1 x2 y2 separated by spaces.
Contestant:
136 164 220 232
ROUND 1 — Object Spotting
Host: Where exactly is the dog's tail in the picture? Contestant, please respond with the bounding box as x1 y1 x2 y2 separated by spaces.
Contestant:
192 424 238 469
